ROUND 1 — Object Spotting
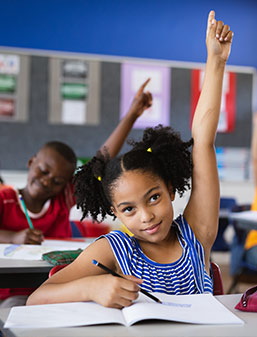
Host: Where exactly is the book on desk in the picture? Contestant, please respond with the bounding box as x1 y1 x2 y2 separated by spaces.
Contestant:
4 293 243 329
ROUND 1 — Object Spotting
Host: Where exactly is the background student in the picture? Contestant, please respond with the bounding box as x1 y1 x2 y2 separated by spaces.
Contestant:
244 112 257 267
27 10 233 308
0 79 152 308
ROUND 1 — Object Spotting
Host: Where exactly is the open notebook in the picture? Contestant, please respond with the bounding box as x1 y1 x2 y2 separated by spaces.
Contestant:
4 293 243 329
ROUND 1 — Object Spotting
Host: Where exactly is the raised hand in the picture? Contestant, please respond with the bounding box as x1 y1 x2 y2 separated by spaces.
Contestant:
206 10 233 63
127 78 152 118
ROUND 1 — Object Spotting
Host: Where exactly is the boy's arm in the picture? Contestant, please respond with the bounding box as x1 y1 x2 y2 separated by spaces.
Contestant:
99 78 152 158
184 10 233 256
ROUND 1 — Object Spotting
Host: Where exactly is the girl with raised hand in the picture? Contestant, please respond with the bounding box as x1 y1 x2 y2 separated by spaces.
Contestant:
27 10 233 308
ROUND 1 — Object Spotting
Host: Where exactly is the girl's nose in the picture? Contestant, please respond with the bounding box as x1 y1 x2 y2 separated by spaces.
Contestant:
141 208 154 223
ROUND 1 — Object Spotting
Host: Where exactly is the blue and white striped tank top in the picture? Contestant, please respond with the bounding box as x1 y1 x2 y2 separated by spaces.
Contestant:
100 215 213 295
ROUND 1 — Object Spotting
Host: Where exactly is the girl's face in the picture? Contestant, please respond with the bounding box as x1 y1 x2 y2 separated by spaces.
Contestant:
111 170 175 244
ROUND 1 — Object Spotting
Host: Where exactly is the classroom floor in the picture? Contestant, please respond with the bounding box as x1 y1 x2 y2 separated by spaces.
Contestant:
211 252 256 294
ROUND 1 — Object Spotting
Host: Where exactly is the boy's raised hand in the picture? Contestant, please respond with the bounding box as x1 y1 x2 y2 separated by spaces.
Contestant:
127 78 152 119
206 10 233 63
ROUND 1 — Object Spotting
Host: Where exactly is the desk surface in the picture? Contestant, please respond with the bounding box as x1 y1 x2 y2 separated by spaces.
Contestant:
229 211 257 230
0 238 93 288
0 294 256 337
0 259 52 288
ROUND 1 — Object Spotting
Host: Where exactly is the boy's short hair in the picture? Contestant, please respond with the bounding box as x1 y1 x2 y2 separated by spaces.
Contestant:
42 141 77 166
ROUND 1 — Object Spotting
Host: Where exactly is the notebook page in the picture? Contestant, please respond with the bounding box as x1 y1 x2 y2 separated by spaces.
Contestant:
122 293 244 326
4 301 126 329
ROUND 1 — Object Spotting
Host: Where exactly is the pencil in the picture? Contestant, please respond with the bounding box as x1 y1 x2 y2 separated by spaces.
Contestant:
92 259 162 304
19 194 34 229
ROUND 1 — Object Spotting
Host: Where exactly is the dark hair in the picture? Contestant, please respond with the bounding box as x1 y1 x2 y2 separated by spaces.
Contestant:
74 125 193 222
42 141 77 166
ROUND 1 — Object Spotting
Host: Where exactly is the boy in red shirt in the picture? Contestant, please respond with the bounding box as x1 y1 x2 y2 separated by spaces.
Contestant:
0 79 152 307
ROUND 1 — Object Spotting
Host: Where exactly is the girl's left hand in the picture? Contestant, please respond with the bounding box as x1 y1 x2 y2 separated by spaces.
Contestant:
206 10 233 63
127 78 152 118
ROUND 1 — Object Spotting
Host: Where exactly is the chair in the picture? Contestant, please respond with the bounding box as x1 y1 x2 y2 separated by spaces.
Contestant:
49 264 68 277
49 263 224 295
211 262 224 295
70 220 110 238
212 197 237 252
227 204 257 294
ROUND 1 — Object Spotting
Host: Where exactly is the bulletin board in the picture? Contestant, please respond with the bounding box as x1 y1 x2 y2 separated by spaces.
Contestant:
0 49 255 172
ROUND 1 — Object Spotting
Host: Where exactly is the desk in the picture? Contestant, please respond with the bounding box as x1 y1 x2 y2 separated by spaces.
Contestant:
229 211 257 231
0 259 52 288
0 294 256 337
0 238 93 288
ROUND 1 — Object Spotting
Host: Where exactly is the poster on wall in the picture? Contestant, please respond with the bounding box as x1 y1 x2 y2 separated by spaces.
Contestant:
216 147 250 181
120 63 171 129
0 54 20 120
61 60 88 125
0 54 19 75
191 70 236 133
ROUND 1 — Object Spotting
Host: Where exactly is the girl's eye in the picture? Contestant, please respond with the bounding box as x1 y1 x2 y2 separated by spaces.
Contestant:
122 206 134 214
150 194 160 203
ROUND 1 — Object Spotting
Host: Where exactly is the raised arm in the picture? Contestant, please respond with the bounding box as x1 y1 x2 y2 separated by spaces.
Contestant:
184 10 233 257
99 78 152 158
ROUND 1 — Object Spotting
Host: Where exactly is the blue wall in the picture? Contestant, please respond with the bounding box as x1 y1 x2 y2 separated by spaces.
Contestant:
0 0 256 67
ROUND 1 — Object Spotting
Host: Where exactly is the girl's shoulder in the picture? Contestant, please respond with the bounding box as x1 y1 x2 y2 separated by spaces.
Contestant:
96 230 134 248
173 214 197 242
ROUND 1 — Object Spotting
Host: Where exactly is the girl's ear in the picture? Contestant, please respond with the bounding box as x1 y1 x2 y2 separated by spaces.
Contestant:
168 184 175 201
110 206 117 217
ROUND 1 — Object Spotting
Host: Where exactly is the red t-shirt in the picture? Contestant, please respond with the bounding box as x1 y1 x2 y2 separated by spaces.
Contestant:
0 185 75 300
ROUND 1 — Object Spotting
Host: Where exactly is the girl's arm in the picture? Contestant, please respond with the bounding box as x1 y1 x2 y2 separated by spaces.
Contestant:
99 78 152 158
184 10 233 260
26 238 142 308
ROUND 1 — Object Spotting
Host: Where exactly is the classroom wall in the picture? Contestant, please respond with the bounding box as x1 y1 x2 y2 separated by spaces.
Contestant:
0 0 257 68
0 0 256 204
0 54 254 170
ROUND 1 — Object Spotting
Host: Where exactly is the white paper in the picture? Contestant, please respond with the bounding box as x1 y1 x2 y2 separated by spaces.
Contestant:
131 69 162 93
229 211 257 222
123 293 244 326
0 240 90 260
4 293 243 329
62 100 86 124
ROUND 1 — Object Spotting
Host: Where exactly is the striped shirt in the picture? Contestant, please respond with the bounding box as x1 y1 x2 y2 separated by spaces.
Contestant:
100 215 213 295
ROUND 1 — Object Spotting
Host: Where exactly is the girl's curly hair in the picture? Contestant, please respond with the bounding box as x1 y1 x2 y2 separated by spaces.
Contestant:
74 125 193 222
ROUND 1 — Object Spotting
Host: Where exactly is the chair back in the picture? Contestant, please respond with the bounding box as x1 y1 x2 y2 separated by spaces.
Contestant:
49 264 68 278
49 263 225 296
211 262 224 295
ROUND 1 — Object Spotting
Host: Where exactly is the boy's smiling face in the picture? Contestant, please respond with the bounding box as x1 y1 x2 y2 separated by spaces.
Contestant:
25 146 75 201
111 170 175 244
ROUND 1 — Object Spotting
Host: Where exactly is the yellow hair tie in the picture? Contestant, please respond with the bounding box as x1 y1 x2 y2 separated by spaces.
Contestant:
97 176 102 181
147 147 152 152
